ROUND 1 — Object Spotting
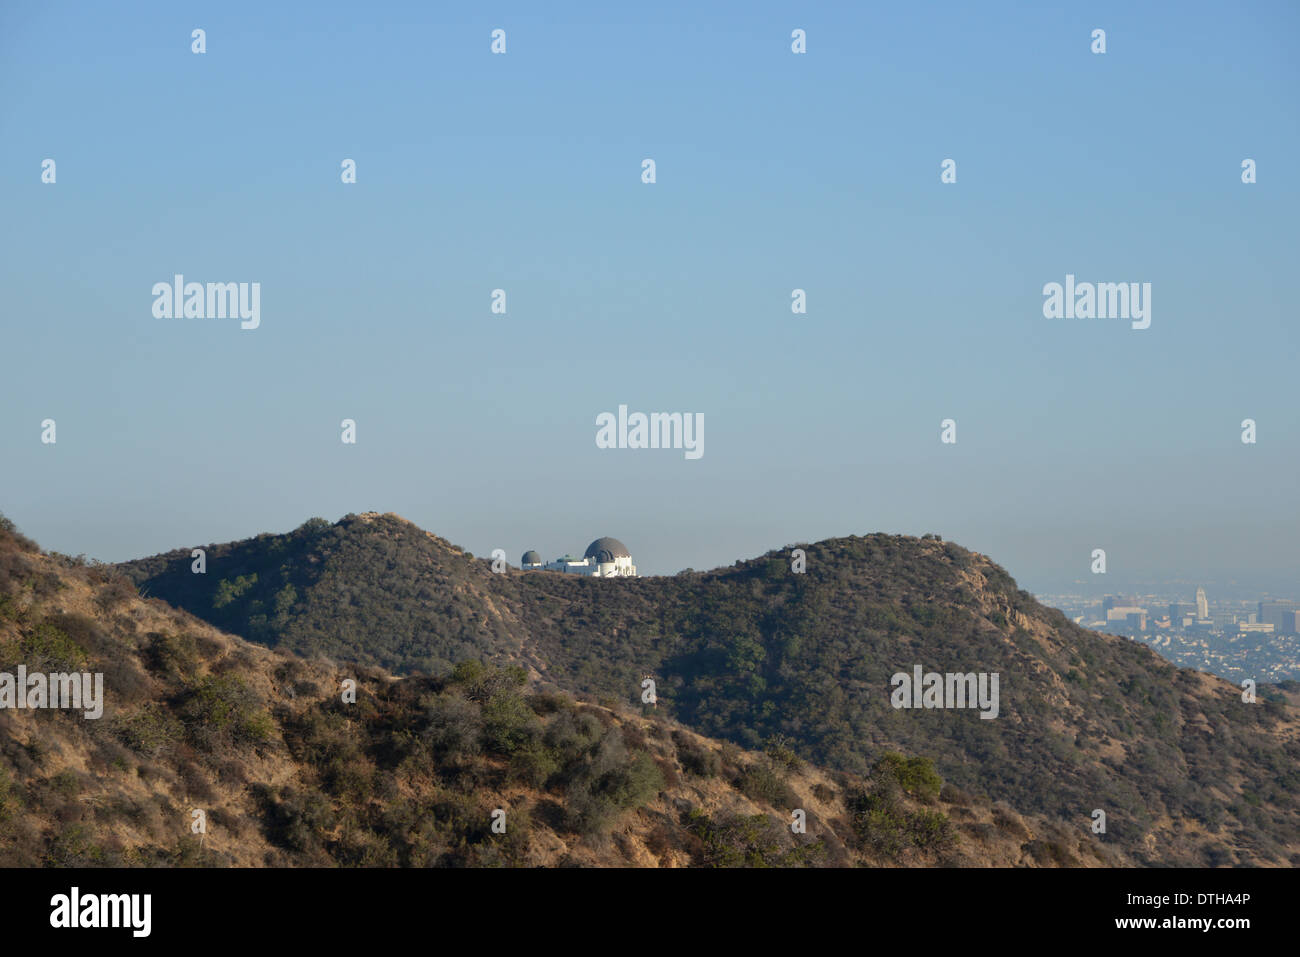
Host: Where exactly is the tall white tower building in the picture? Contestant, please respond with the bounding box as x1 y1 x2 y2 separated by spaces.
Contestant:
1195 587 1209 620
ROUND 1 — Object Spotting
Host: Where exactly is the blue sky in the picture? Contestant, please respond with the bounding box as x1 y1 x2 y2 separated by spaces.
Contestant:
2 1 1297 593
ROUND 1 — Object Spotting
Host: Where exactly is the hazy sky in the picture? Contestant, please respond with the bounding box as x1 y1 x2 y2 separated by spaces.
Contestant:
2 1 1297 594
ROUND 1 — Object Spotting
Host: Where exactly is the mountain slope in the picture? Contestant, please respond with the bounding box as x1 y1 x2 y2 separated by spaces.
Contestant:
0 515 1113 867
119 512 1300 866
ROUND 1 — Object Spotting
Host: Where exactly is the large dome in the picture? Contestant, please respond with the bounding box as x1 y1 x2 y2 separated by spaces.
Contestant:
521 550 541 565
584 537 630 563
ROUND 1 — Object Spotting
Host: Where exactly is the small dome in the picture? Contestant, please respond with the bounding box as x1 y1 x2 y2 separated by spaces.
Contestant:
584 537 630 563
521 550 541 565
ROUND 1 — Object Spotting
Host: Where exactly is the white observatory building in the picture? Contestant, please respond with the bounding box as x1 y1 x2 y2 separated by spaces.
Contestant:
521 537 637 577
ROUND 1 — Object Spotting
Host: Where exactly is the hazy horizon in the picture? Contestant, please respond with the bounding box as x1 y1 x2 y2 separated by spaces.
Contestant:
4 506 1298 602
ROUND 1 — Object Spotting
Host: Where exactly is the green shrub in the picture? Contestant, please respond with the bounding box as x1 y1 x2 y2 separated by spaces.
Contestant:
685 810 821 867
481 691 540 755
181 675 273 748
544 710 605 765
45 823 109 867
422 692 483 760
526 692 571 716
13 621 87 672
676 738 721 778
295 518 332 537
336 829 399 867
605 751 664 810
50 770 81 797
563 735 664 836
811 782 836 804
449 660 526 702
847 792 909 856
740 761 799 809
508 743 560 788
906 807 955 850
115 702 184 755
872 752 942 803
212 573 257 610
846 785 954 857
144 632 200 682
764 735 803 772
263 786 336 853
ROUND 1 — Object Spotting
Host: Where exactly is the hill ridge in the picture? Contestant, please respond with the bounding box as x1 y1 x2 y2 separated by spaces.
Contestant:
114 512 1300 866
0 516 1121 867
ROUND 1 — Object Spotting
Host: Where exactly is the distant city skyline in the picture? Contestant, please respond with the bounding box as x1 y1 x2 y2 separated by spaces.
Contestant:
2 0 1297 594
1044 588 1299 683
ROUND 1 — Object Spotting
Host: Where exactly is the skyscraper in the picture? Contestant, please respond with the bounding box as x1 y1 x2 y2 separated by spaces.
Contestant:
1104 595 1138 615
1258 601 1298 634
1196 587 1209 620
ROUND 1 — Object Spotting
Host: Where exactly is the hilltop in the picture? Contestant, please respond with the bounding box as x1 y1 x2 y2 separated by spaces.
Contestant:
116 512 1300 866
0 514 1115 867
